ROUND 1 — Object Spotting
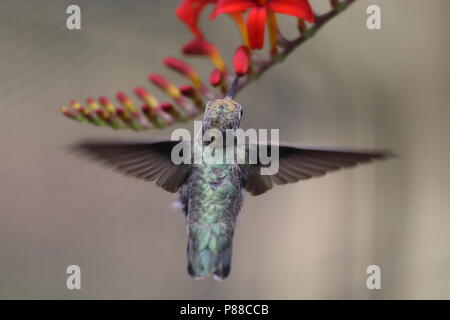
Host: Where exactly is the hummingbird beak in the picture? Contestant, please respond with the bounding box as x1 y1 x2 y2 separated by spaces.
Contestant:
226 76 240 99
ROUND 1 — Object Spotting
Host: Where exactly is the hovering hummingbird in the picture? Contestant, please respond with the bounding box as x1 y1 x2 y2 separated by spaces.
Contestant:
75 78 390 280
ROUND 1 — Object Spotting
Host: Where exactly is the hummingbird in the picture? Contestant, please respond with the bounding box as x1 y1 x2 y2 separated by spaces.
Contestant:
74 78 390 280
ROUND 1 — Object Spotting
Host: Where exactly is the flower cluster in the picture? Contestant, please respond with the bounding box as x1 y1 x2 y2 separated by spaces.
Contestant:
61 0 355 131
178 0 315 51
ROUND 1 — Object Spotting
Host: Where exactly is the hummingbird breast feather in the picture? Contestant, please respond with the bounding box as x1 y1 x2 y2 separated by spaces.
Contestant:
179 163 244 280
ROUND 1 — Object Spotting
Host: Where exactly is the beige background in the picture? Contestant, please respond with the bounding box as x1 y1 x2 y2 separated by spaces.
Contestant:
0 0 449 299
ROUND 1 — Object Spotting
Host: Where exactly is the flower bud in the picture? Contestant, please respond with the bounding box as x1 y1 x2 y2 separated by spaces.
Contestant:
116 92 137 113
233 45 250 76
149 73 181 99
182 39 225 72
134 87 158 108
164 57 202 88
209 69 223 87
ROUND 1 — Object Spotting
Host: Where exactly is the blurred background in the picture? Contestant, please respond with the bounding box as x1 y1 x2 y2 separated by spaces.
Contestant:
0 0 449 299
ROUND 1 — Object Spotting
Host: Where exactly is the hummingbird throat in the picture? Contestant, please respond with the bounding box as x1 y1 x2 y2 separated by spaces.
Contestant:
170 120 280 176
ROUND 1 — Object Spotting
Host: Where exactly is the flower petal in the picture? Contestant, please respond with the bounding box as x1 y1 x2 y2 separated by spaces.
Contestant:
268 0 315 23
210 0 255 19
247 6 267 50
176 0 216 38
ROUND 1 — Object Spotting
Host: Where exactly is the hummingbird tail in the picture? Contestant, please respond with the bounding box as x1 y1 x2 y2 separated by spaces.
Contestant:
187 222 233 280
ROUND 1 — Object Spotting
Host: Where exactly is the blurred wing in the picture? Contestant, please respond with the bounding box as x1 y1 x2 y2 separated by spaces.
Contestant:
73 140 192 193
242 144 391 196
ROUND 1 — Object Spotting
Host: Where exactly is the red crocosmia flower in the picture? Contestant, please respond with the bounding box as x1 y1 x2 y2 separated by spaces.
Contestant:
211 0 315 49
209 69 224 87
164 57 202 88
176 0 217 38
182 39 217 56
179 85 196 96
149 74 181 99
233 45 250 76
182 39 226 71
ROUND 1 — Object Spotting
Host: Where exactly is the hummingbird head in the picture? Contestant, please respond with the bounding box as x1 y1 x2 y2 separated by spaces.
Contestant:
202 98 243 133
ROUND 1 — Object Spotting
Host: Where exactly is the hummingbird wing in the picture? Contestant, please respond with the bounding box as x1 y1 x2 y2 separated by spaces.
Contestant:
73 140 192 193
241 144 392 196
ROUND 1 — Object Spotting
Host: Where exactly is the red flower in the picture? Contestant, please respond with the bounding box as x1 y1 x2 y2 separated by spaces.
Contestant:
209 69 224 87
176 0 217 38
211 0 315 49
233 45 250 76
164 57 202 88
182 39 226 71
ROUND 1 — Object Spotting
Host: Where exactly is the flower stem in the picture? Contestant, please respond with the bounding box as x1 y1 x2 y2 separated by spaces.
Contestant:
239 0 357 94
